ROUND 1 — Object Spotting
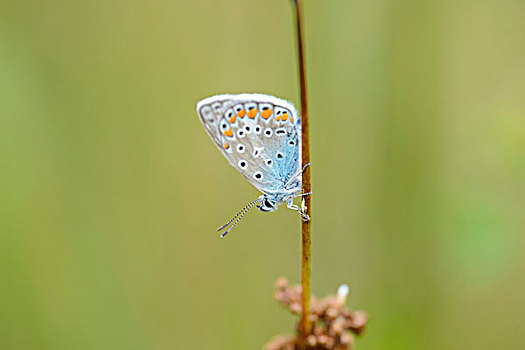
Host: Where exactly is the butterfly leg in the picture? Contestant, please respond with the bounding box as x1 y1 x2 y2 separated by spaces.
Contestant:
298 162 310 176
293 191 312 198
286 199 310 222
285 164 312 192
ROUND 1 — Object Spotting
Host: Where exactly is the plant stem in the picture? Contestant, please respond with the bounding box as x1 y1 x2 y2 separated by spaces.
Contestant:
292 0 312 338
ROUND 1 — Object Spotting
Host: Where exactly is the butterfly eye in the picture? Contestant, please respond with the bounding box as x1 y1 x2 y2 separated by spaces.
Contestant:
238 160 247 169
236 144 245 153
264 128 273 137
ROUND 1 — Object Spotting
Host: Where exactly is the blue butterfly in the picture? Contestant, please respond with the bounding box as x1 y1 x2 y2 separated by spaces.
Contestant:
197 93 310 237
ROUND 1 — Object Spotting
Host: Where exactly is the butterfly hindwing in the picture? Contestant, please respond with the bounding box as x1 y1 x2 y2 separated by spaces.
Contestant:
197 93 301 195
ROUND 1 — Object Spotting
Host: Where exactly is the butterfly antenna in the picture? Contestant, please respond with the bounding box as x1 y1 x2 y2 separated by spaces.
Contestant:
216 198 259 237
216 199 258 231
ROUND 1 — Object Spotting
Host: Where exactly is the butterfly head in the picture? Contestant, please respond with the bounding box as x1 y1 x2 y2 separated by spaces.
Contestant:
258 195 278 212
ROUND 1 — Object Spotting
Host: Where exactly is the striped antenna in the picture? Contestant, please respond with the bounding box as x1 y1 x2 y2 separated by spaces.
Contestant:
217 198 260 238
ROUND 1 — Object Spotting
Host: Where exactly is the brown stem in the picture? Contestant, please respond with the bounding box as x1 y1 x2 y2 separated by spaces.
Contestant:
292 0 312 339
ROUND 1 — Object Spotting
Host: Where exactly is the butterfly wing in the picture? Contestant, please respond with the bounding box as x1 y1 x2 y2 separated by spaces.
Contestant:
197 93 302 195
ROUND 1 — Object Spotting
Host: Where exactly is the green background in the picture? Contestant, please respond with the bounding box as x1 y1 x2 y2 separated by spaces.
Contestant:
1 0 524 349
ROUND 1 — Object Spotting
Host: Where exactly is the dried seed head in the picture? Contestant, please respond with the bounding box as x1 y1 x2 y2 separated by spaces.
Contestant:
264 336 294 350
265 277 368 350
306 335 317 346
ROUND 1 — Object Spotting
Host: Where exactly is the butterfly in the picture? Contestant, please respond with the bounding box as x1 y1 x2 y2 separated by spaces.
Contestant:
197 93 310 237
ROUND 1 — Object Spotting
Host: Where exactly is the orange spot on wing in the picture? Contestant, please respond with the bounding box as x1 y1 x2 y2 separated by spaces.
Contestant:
229 115 236 123
247 108 258 119
290 116 294 123
224 129 233 137
224 142 230 149
237 109 245 118
261 109 273 119
275 115 281 121
281 113 288 121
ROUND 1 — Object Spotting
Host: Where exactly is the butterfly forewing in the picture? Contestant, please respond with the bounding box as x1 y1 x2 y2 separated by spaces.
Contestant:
197 93 302 195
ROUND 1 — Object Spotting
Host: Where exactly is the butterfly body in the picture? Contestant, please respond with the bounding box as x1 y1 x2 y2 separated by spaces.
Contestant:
197 93 306 235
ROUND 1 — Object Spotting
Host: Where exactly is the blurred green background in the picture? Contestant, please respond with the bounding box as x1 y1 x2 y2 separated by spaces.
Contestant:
1 0 524 349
